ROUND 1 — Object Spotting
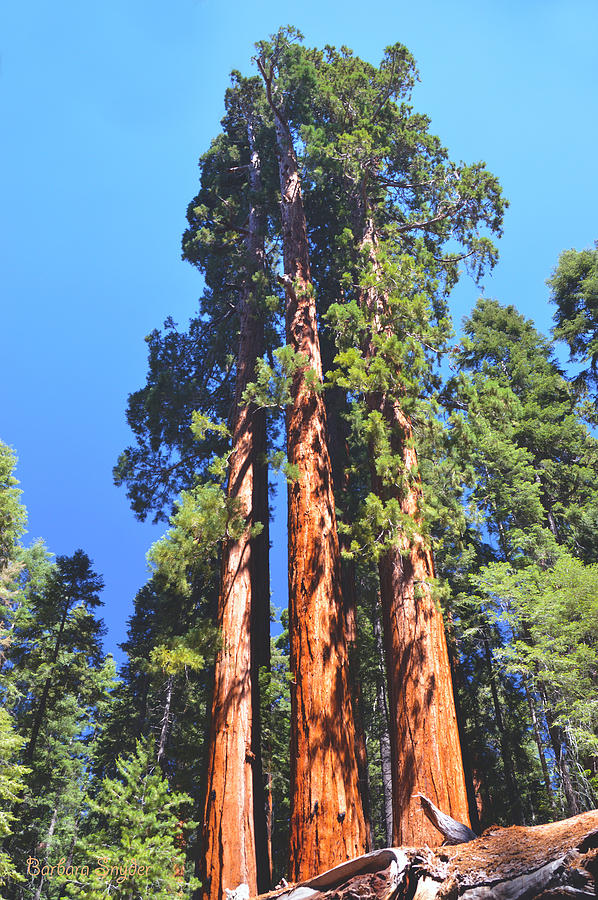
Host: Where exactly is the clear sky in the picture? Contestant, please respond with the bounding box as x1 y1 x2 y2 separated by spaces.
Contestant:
2 0 597 662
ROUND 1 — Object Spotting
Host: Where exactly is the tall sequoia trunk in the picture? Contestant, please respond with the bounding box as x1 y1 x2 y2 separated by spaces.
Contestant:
327 383 374 851
359 219 470 845
202 121 270 900
258 57 367 880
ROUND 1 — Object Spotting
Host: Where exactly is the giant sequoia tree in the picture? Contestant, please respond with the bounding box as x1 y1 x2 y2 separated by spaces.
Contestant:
255 34 368 880
282 41 504 844
112 26 544 893
192 78 273 900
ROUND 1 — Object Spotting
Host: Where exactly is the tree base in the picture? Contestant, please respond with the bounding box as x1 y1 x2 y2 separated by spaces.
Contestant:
248 810 598 900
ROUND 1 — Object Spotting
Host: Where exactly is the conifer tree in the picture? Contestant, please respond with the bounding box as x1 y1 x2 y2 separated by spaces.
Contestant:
549 242 598 401
439 298 598 823
2 549 115 900
113 315 234 524
183 75 273 899
256 30 367 877
474 552 598 815
65 739 199 900
0 709 29 893
289 41 505 843
452 298 598 563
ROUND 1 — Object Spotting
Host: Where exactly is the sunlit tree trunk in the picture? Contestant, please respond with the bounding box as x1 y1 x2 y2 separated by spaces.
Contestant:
360 220 470 846
525 686 555 812
157 674 174 766
258 56 367 881
540 687 579 818
202 120 270 900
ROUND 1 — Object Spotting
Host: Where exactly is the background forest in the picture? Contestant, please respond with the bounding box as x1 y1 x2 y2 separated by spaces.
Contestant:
2 5 598 900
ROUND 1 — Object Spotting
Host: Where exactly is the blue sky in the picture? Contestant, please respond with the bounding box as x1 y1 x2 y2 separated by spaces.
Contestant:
2 0 597 662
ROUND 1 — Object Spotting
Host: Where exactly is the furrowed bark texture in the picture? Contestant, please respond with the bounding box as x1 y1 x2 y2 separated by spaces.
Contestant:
360 221 470 846
258 58 367 881
327 384 374 851
202 126 270 900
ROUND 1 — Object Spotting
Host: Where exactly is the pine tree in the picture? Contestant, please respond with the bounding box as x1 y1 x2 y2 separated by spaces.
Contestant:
2 550 115 900
549 242 598 400
64 738 199 899
474 552 598 814
0 704 29 894
113 315 234 524
451 298 598 563
437 298 598 824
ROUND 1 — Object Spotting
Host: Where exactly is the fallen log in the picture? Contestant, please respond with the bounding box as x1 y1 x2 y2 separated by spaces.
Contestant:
245 809 598 900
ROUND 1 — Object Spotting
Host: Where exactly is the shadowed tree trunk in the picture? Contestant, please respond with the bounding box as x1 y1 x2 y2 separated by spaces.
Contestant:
33 803 59 900
373 601 394 847
252 359 272 888
481 629 523 824
327 383 374 851
341 557 373 852
541 687 580 818
448 650 482 835
257 54 367 881
359 219 470 845
525 687 554 811
202 117 270 900
25 598 70 762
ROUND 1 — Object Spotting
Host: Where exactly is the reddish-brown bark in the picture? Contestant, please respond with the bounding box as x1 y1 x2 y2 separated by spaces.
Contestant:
360 222 470 846
328 385 374 850
257 56 367 881
202 124 270 900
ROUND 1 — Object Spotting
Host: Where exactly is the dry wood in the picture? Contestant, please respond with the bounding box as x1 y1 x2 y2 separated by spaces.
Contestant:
246 810 598 900
415 794 477 845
